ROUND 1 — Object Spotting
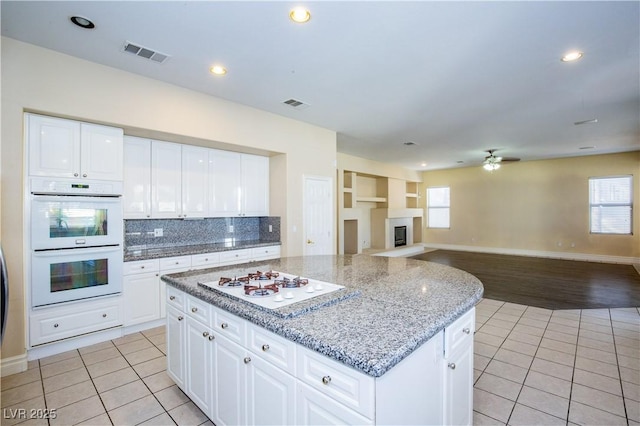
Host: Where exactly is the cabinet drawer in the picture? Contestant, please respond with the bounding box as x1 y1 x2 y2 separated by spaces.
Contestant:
186 295 211 325
212 306 246 345
191 252 220 270
444 307 475 358
251 245 281 261
159 256 191 271
247 323 296 371
167 286 186 311
219 249 251 265
30 296 122 346
297 346 374 419
123 259 159 275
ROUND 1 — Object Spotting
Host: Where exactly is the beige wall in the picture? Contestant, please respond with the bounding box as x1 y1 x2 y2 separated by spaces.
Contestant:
1 38 337 360
420 152 640 259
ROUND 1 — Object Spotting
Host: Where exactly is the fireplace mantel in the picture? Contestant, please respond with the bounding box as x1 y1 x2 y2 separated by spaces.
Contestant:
371 209 423 250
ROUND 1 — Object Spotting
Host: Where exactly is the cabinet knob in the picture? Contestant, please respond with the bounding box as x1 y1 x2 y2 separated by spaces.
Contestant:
262 344 270 351
73 173 79 177
244 356 251 364
191 307 198 313
202 331 209 338
462 327 470 334
448 362 456 370
221 322 228 329
322 376 331 385
54 323 59 328
170 296 175 301
102 313 107 318
183 214 187 218
82 173 87 178
146 215 151 218
208 335 215 341
141 265 145 269
178 316 184 321
176 261 180 265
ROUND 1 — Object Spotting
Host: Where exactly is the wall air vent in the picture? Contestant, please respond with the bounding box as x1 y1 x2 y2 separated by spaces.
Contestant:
282 98 310 110
122 41 170 64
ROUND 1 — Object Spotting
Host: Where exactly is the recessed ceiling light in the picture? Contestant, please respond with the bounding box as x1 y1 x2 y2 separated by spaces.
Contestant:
420 162 427 167
561 51 583 62
290 7 311 23
210 65 227 76
70 16 95 29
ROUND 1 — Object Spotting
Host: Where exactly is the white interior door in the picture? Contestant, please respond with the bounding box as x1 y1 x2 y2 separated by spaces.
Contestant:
303 176 334 256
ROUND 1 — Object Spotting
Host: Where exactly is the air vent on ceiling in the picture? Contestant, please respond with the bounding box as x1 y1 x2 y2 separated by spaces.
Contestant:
282 98 310 110
122 41 170 64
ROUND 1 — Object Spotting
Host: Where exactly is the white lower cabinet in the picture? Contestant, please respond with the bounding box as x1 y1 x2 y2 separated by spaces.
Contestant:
123 271 160 326
166 305 186 389
443 307 475 426
167 289 474 425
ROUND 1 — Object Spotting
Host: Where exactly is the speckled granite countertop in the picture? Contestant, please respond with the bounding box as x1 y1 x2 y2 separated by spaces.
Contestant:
124 240 280 262
161 255 483 377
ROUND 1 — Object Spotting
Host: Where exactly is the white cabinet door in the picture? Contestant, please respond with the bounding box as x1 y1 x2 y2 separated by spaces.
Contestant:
80 123 124 181
151 140 182 218
182 145 210 218
186 317 214 416
443 341 474 426
166 306 186 388
28 114 80 178
241 154 269 216
296 382 373 426
212 334 247 426
246 354 296 426
210 149 242 217
123 136 152 218
123 272 160 326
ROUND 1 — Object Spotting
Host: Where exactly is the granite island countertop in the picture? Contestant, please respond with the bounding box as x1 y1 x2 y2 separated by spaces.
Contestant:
161 254 483 377
124 239 280 262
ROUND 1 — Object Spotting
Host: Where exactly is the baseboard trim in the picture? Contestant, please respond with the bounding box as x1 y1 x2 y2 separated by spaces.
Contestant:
1 353 28 377
420 243 640 265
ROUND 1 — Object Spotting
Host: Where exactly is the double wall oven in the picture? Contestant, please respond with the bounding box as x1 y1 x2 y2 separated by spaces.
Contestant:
30 178 123 307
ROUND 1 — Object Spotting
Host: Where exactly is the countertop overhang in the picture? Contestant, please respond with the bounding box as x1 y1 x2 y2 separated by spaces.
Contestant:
161 254 483 377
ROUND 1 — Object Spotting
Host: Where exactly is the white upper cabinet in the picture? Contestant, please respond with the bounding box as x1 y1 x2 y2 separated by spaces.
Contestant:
123 138 269 219
28 113 123 181
151 140 183 218
241 154 269 217
123 136 152 218
182 145 210 218
209 149 242 217
210 150 269 217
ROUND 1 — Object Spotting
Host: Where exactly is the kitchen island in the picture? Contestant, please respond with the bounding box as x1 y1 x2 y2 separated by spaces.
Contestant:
162 254 483 425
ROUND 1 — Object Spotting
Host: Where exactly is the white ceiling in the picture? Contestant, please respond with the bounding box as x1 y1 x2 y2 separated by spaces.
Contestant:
2 1 639 170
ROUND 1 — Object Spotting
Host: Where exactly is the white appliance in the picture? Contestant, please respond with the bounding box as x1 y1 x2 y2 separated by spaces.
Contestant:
30 177 124 307
31 245 123 307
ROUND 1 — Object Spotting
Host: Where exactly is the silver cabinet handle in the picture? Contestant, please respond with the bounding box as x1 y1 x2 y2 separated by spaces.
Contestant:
176 261 180 265
169 296 175 301
448 362 456 370
244 357 251 364
82 173 87 178
146 215 150 218
322 376 331 385
221 323 228 329
178 316 184 321
462 328 470 334
202 331 209 338
54 323 59 328
191 307 198 313
141 265 145 269
102 313 107 318
73 173 79 177
262 344 270 351
208 335 215 341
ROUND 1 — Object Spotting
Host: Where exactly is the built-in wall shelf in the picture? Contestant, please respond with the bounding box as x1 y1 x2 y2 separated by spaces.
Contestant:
356 196 387 203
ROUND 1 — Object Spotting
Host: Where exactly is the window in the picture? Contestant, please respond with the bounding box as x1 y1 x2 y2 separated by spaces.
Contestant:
427 186 450 228
589 176 633 234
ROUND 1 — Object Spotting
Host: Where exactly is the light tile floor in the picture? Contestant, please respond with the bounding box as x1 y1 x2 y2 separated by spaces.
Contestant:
1 299 638 425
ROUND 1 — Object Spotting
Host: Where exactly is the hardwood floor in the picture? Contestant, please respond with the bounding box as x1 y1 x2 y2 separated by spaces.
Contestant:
409 250 640 309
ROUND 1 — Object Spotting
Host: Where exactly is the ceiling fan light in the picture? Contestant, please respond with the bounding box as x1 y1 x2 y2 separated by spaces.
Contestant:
483 162 500 171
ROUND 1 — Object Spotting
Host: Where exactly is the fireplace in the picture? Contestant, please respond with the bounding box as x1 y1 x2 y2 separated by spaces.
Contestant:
394 226 407 247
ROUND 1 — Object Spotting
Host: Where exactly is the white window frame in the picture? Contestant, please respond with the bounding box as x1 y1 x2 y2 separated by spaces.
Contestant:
589 175 633 235
426 186 450 229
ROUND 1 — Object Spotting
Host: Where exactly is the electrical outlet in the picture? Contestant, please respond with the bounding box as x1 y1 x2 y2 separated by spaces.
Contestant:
268 225 273 233
228 225 234 233
154 228 163 237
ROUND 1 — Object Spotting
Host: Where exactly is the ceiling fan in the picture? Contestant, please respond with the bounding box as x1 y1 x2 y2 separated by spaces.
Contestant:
483 149 520 171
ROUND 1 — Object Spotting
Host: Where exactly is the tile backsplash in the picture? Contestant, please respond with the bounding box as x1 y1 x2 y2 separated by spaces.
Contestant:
124 217 280 249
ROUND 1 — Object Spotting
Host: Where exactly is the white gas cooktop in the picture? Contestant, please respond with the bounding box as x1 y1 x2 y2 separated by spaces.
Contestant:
198 271 346 312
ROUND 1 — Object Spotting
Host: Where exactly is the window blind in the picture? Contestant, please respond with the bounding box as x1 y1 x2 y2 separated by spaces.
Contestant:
589 176 633 234
427 187 450 228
